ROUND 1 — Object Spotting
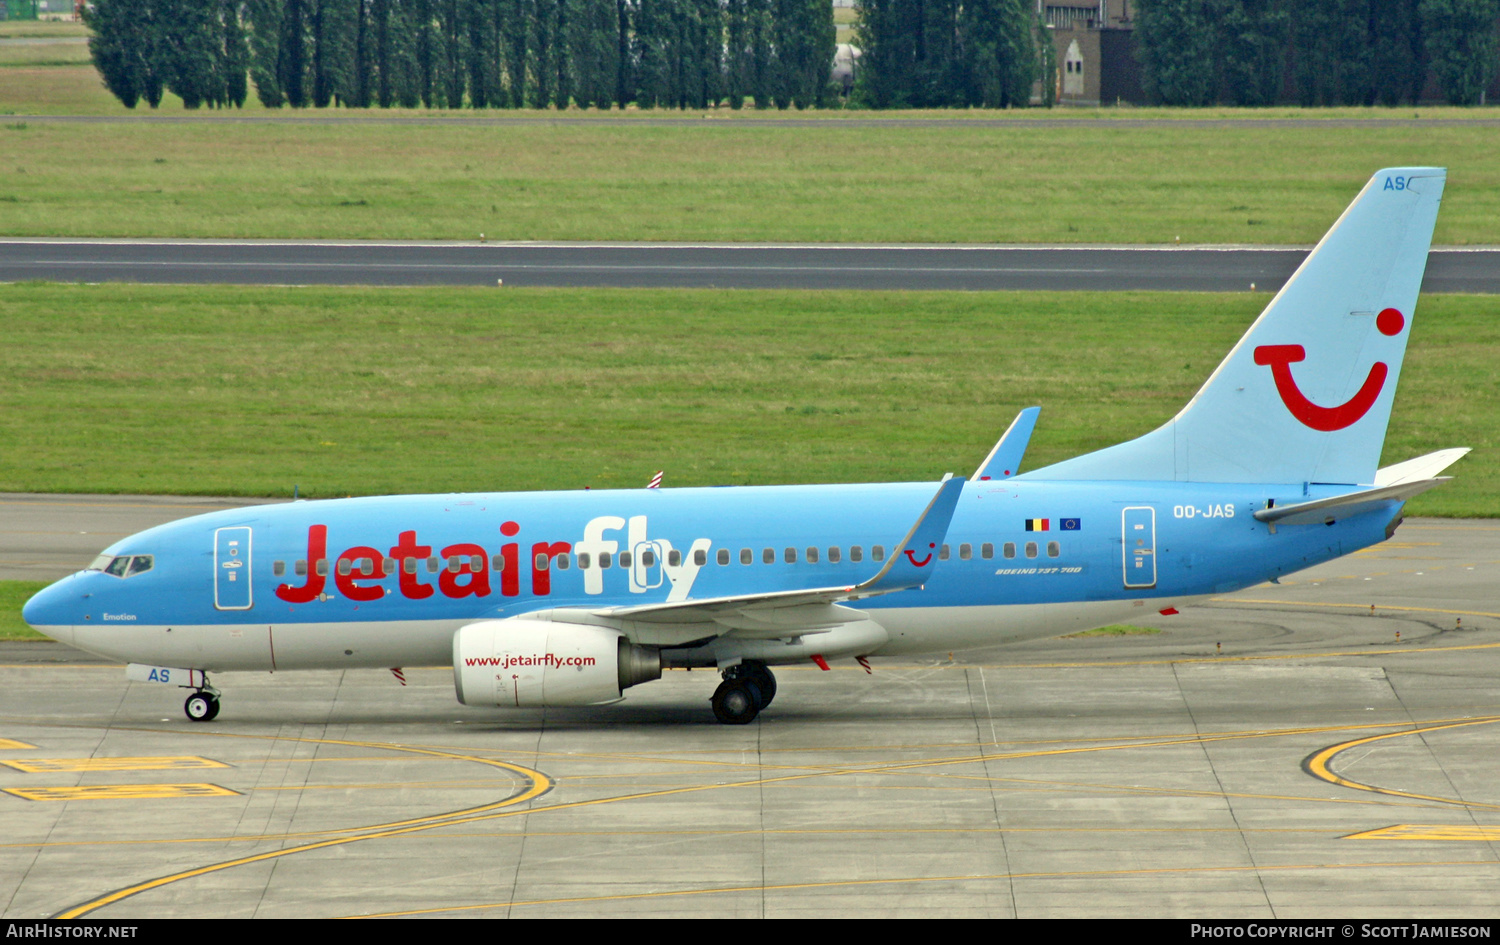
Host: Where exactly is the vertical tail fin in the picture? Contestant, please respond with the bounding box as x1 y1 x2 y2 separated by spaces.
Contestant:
1022 167 1445 486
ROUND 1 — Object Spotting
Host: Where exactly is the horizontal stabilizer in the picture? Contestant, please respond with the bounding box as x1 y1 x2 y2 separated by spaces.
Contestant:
1374 448 1469 487
975 407 1040 481
1254 478 1452 526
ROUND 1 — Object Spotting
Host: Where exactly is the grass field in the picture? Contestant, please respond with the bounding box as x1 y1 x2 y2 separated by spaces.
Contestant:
0 581 46 640
1 72 1498 242
1 283 1491 514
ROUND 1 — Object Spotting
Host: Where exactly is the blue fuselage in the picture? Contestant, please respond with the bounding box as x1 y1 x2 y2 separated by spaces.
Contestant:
24 478 1398 671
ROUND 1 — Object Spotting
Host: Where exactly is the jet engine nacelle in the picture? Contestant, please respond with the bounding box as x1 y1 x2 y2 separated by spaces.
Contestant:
453 619 661 707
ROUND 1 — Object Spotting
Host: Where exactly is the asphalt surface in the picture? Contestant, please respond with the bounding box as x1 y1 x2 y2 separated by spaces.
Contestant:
2 239 1497 292
3 497 1498 917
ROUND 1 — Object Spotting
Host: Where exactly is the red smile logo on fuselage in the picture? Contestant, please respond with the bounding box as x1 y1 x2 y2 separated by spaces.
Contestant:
904 543 935 567
1253 307 1405 432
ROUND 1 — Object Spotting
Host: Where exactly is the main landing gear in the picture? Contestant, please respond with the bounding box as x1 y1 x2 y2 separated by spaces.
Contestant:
184 682 221 722
711 662 776 725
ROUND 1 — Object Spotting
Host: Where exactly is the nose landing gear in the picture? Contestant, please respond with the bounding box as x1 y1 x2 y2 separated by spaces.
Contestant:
184 684 221 722
710 662 776 724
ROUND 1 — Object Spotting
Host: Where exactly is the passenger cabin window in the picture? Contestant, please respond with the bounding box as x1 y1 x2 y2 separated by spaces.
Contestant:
850 546 863 563
273 560 286 577
535 552 549 570
695 549 708 566
872 545 885 562
1025 542 1038 559
384 557 397 574
555 553 570 570
599 552 611 569
577 553 592 569
938 544 950 561
426 556 439 574
717 549 731 566
491 555 505 571
315 559 329 576
1003 543 1016 559
618 551 631 568
741 548 753 565
668 550 681 567
981 543 994 559
763 548 775 564
827 547 841 563
639 550 654 567
1047 542 1060 558
959 543 972 560
784 547 797 563
296 559 308 576
806 547 819 563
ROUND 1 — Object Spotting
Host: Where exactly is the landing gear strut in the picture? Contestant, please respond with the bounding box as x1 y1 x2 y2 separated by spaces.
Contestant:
184 683 221 722
711 662 776 724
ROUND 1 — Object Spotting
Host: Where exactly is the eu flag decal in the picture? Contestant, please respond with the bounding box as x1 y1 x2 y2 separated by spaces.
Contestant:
1024 519 1049 531
1060 518 1081 531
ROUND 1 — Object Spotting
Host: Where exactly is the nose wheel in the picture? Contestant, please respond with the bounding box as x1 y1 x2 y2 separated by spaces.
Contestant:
184 690 221 722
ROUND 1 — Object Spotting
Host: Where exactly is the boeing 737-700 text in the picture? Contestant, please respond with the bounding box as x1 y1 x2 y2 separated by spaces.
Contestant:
24 168 1467 724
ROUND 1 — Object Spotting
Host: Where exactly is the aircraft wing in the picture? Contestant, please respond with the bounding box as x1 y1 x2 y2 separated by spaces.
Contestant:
530 474 966 645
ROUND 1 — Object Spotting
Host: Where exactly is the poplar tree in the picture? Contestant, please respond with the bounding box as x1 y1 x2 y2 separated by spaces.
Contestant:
224 0 251 106
1135 0 1217 105
1420 0 1500 104
85 0 163 108
245 0 284 105
958 0 1033 107
310 0 356 107
773 0 832 107
1371 0 1426 105
1216 0 1286 106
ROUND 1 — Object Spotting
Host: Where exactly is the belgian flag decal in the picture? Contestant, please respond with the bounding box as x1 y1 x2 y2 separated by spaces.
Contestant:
1024 519 1049 531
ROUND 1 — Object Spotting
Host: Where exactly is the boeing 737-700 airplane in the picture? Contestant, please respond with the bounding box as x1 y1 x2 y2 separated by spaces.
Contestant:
24 167 1466 724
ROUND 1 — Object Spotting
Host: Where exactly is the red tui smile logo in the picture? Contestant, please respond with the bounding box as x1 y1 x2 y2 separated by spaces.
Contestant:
1253 308 1405 432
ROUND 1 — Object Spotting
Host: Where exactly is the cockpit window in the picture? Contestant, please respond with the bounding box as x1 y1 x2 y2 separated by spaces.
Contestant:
95 554 154 578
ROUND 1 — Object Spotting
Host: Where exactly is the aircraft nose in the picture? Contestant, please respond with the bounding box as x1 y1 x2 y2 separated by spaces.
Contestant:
22 580 76 645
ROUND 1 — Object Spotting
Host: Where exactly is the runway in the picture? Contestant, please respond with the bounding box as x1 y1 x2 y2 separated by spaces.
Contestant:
3 497 1498 917
2 239 1497 292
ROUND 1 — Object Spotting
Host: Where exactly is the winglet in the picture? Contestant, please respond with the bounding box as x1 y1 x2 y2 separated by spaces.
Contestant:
850 474 966 596
975 407 1040 481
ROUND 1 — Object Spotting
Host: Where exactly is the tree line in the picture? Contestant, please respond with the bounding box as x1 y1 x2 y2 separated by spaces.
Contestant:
851 0 1038 107
1136 0 1500 106
85 0 836 109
